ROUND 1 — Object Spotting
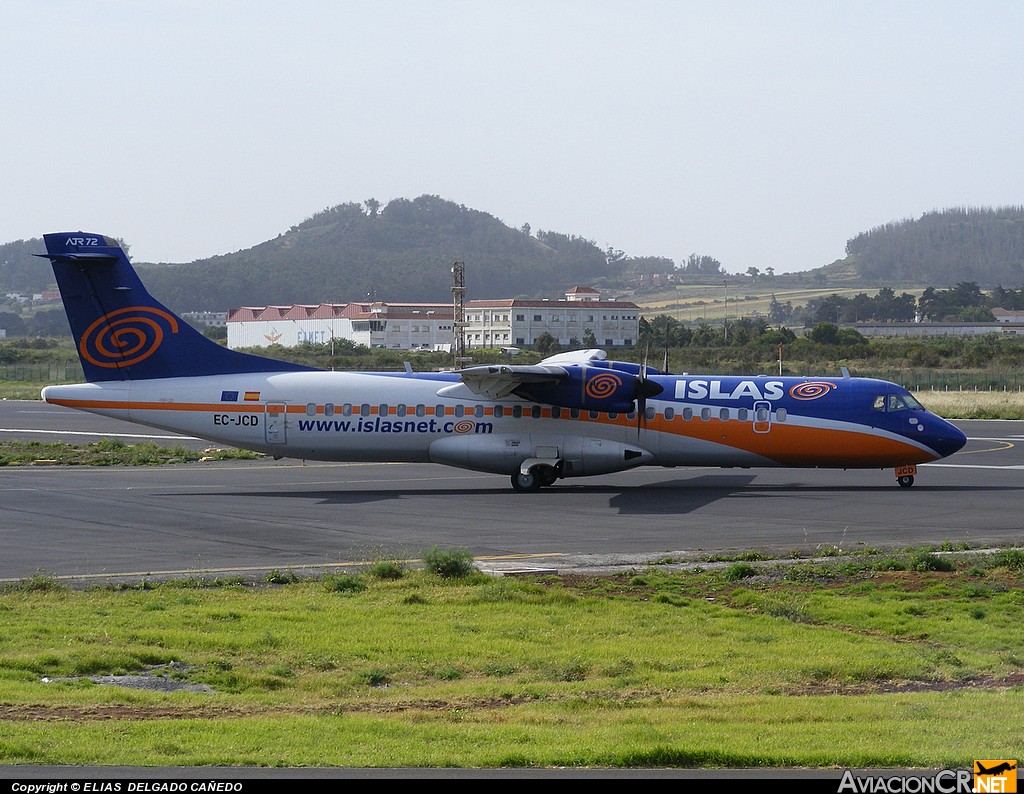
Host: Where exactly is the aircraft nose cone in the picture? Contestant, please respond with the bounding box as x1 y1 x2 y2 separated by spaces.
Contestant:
929 418 967 459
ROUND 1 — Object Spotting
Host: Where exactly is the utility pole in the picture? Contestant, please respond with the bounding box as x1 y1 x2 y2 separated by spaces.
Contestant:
723 278 729 344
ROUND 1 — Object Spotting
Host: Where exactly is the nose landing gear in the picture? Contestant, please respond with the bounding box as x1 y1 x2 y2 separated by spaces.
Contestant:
895 464 917 488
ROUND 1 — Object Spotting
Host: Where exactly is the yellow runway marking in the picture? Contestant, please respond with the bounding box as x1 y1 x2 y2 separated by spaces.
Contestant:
958 439 1014 454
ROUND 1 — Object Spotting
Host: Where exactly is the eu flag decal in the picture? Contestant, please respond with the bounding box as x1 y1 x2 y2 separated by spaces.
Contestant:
221 390 239 402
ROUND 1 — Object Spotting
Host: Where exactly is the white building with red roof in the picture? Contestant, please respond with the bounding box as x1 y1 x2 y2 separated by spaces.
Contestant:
227 287 640 351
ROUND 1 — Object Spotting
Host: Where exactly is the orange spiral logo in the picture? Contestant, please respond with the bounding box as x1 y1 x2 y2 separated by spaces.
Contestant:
585 372 622 400
453 420 475 434
79 306 179 369
789 381 836 400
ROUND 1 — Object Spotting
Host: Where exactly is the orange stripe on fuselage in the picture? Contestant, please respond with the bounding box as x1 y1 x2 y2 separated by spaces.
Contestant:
637 413 936 467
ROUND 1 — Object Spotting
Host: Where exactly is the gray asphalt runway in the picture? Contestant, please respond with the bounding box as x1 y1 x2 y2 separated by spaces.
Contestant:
2 401 1022 583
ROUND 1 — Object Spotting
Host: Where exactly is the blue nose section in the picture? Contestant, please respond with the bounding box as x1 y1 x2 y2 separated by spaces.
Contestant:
927 417 967 459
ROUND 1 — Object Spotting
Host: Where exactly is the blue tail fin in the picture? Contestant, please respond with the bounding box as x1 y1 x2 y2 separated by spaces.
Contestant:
37 232 315 382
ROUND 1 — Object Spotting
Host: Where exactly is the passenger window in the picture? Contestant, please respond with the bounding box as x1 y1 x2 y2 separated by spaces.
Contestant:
776 408 787 422
589 410 599 420
664 407 675 420
325 403 335 417
475 404 484 418
455 404 465 418
397 404 407 417
360 403 370 417
306 403 316 417
755 407 769 422
719 408 729 422
512 405 523 418
416 404 425 417
737 408 748 422
378 404 389 417
571 408 581 419
646 406 656 420
701 408 711 421
533 406 543 419
682 407 693 421
494 405 504 418
342 403 352 416
435 404 446 417
551 406 562 419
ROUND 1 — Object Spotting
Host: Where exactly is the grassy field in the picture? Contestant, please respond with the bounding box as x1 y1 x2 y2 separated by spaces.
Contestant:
0 438 261 467
633 285 926 323
914 389 1024 420
0 549 1022 769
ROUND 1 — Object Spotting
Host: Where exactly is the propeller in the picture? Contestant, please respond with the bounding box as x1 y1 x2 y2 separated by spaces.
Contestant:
634 347 664 441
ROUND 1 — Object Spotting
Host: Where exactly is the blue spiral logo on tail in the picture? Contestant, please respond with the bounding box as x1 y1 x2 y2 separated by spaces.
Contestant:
79 306 179 369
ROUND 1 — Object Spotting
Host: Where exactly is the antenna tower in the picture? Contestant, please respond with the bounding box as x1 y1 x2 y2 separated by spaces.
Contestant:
451 260 467 366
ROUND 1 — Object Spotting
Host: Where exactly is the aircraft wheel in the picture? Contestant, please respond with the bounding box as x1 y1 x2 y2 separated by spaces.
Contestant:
537 465 559 487
511 470 541 492
897 475 915 488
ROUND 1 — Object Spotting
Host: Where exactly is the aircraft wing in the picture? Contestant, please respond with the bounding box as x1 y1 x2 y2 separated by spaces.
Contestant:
455 364 568 400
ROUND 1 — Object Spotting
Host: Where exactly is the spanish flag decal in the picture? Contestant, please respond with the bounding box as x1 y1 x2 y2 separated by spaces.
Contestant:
244 391 261 401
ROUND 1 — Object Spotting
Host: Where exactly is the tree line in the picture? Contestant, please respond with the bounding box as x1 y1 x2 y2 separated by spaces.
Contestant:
845 206 1024 284
763 281 1016 328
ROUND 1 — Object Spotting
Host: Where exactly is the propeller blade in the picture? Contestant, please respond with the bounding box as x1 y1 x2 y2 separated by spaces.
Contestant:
637 345 650 440
634 361 664 441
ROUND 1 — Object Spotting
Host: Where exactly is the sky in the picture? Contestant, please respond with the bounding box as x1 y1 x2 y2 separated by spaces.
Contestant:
3 1 1023 274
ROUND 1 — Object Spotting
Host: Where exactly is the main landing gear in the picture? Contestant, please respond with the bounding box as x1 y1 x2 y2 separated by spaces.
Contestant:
511 463 560 492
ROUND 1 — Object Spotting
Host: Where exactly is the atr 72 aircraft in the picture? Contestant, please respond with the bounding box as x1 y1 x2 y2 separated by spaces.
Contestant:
37 232 967 491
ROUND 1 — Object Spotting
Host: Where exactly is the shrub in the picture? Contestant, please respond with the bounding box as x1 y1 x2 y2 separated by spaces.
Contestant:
992 549 1024 571
910 553 956 572
265 569 300 584
323 574 366 593
723 562 757 581
422 546 476 578
1 571 65 593
368 560 407 580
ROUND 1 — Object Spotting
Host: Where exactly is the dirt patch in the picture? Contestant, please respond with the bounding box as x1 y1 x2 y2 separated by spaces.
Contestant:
5 677 1022 723
41 662 215 695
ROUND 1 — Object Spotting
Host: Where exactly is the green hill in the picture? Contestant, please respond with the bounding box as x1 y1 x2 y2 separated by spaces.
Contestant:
824 206 1024 286
136 196 618 311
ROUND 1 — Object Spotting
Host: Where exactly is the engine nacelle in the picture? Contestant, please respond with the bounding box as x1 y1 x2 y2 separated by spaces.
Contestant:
514 364 662 413
559 435 654 476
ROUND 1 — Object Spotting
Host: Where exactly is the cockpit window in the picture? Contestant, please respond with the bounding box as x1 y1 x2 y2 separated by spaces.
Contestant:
887 394 908 412
873 393 924 412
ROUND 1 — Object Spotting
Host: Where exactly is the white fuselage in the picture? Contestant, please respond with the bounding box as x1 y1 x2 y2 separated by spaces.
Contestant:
42 369 948 478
